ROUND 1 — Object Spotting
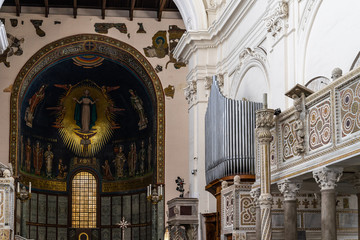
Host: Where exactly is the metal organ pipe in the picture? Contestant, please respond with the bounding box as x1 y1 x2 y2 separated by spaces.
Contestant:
205 77 262 185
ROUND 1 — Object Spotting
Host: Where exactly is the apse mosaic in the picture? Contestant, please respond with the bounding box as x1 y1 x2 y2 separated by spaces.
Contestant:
12 35 164 193
340 80 360 138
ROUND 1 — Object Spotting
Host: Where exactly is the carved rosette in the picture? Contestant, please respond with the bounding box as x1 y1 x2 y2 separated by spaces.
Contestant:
256 109 275 143
313 167 343 191
277 180 302 201
184 80 197 105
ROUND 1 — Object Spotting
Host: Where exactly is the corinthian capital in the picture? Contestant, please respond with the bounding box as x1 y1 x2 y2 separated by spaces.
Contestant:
256 109 275 143
313 167 343 191
277 180 302 201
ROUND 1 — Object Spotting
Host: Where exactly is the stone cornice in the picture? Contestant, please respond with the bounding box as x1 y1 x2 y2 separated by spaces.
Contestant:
174 0 259 63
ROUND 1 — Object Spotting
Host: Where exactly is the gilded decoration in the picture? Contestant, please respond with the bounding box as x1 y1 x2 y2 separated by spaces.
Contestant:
10 34 165 185
308 100 332 151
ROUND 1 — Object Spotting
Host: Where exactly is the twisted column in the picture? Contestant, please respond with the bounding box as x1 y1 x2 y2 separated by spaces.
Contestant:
277 180 302 240
255 96 274 240
313 167 343 240
250 188 261 240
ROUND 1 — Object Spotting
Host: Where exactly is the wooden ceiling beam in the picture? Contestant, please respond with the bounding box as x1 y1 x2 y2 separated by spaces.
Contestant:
101 0 106 19
44 0 49 17
157 0 167 21
73 0 77 18
129 0 136 21
15 0 21 16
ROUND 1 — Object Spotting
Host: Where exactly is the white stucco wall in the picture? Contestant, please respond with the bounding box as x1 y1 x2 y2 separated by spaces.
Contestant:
304 0 360 82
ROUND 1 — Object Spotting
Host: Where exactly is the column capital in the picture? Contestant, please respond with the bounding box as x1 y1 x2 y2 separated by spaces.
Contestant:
313 167 343 191
258 193 273 206
256 109 275 143
277 179 302 201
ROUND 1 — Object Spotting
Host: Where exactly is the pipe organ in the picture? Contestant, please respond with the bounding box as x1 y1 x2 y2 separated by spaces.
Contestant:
205 78 262 185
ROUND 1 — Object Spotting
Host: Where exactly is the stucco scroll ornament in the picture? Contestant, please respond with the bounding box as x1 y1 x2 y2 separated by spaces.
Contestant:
184 80 197 104
313 167 343 191
264 1 289 37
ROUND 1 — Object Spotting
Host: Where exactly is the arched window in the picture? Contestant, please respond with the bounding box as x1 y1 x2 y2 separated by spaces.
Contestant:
72 171 97 228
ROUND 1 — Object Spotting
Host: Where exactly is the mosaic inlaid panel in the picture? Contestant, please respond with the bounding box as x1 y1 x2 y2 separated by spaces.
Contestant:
47 227 56 239
132 194 139 224
140 226 147 240
224 193 234 227
272 213 284 228
133 227 139 239
112 228 121 239
0 229 9 240
30 225 37 239
47 195 57 224
270 129 277 168
38 226 46 240
0 191 4 224
101 228 111 240
282 120 296 160
304 212 321 229
58 196 68 225
101 197 111 226
38 194 46 224
112 196 122 225
340 80 360 138
239 194 256 226
30 193 37 222
308 100 332 151
57 228 67 240
338 213 358 228
140 193 147 224
123 195 131 221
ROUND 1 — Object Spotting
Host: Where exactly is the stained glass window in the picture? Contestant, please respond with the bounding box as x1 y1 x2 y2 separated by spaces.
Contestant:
72 171 97 228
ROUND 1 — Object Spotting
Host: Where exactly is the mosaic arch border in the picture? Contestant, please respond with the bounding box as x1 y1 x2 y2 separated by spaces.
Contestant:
10 34 165 184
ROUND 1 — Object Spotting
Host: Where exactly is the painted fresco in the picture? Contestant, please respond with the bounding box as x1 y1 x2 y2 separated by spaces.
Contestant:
19 53 155 192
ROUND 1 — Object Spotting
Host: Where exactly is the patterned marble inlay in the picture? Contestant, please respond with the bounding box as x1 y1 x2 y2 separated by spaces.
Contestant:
225 193 234 227
282 120 296 160
0 229 9 240
0 191 4 224
240 194 256 225
340 81 360 138
270 129 277 167
309 100 332 151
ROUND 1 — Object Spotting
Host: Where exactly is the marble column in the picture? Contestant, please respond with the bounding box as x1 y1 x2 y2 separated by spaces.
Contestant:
350 172 360 240
255 95 275 240
250 188 261 240
313 167 343 240
277 180 302 240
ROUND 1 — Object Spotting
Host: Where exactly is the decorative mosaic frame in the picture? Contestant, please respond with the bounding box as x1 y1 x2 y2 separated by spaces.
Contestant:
10 34 165 184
